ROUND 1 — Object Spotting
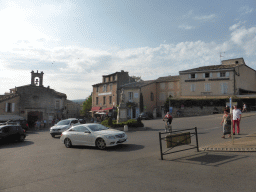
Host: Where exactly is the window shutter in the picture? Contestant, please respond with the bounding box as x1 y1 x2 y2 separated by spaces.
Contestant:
5 103 8 112
221 83 224 94
12 103 15 112
226 72 230 77
210 73 213 78
195 74 198 79
217 72 220 77
203 73 205 78
189 74 191 79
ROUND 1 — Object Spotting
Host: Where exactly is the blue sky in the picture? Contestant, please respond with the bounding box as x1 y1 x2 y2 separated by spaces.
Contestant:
1 0 256 100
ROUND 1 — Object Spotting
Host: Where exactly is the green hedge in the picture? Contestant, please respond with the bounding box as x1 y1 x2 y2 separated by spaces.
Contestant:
101 118 144 128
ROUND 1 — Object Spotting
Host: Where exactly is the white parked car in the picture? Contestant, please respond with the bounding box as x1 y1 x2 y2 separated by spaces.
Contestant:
50 118 80 137
60 123 128 149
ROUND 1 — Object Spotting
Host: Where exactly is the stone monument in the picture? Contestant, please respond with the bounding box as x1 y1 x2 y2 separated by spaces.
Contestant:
117 89 127 123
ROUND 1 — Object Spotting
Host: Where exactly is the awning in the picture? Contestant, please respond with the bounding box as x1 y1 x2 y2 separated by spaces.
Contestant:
102 107 113 111
95 112 107 115
91 107 101 111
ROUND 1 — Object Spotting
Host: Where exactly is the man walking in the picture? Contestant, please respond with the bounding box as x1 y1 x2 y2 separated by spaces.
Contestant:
232 105 242 135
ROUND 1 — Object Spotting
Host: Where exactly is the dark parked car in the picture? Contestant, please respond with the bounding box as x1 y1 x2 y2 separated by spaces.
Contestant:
139 112 153 120
0 120 29 131
0 125 26 143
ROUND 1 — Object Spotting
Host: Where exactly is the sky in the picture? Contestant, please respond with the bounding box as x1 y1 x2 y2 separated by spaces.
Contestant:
0 0 256 100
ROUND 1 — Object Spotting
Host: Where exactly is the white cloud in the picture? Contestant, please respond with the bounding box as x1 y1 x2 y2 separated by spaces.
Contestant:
1 22 256 99
194 14 217 21
239 6 254 14
178 25 195 30
182 10 193 18
230 26 256 55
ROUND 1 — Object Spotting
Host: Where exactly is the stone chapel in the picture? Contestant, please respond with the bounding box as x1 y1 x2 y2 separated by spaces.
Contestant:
0 70 67 127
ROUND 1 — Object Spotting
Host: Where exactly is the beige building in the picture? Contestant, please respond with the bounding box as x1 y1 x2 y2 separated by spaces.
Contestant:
179 58 256 98
120 80 156 119
155 75 180 116
91 70 135 116
0 94 20 116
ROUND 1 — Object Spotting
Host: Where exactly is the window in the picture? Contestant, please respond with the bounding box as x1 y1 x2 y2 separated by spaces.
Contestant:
168 82 173 89
103 96 106 105
151 92 154 101
128 92 133 101
103 78 106 83
96 97 99 105
160 92 166 101
5 103 15 113
113 75 116 81
96 87 99 92
189 73 197 79
191 84 196 92
203 72 212 78
109 96 112 104
221 83 228 94
103 85 107 92
220 72 226 77
204 83 211 92
55 100 60 109
110 84 113 91
160 83 165 89
218 72 230 77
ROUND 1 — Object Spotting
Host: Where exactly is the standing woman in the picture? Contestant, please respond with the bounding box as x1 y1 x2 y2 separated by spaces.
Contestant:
220 109 231 138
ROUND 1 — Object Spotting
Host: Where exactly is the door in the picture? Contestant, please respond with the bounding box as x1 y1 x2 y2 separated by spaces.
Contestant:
73 126 93 145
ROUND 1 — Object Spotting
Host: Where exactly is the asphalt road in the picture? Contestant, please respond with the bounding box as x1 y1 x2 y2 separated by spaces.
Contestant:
1 114 256 192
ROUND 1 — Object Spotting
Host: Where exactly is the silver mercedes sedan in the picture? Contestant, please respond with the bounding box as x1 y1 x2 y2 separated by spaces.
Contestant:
60 123 128 150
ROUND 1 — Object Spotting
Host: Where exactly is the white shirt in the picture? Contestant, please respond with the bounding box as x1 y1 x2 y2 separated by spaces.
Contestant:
232 109 241 120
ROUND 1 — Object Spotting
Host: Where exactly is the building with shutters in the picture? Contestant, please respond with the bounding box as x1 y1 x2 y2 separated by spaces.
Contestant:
91 70 135 116
179 58 256 98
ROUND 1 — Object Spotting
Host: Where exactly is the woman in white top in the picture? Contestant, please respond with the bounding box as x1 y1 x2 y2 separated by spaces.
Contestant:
232 105 242 135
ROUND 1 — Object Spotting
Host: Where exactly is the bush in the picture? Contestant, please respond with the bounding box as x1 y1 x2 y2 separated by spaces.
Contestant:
101 118 144 128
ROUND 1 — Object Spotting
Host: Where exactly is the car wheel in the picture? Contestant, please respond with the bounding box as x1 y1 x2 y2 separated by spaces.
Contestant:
51 134 55 138
19 135 25 142
96 138 106 150
64 138 72 148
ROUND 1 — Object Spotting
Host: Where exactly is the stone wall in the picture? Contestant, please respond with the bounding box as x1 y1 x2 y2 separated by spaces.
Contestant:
170 106 224 118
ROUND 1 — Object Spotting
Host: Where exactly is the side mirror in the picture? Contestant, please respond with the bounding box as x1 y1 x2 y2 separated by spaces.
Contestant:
84 130 91 134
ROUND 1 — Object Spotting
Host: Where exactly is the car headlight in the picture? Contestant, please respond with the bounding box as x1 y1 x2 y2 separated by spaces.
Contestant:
106 135 116 139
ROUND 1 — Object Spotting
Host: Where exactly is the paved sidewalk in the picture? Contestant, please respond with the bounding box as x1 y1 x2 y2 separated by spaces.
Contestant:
200 111 256 152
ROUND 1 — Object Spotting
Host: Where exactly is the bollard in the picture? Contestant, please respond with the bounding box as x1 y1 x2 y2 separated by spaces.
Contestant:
124 125 128 132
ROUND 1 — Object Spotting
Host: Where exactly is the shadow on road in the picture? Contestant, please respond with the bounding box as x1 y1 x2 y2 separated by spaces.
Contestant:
106 144 144 152
69 144 144 152
166 152 249 167
0 140 34 149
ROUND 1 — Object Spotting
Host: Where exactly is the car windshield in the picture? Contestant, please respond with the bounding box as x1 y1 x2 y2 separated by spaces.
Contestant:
87 124 108 132
57 120 70 125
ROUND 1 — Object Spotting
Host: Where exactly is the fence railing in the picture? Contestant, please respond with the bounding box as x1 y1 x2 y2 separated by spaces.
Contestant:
159 127 199 160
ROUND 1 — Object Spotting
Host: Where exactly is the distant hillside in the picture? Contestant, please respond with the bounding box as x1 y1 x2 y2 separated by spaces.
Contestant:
71 99 85 104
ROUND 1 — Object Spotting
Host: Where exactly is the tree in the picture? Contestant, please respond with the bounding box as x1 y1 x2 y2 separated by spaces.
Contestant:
130 76 143 82
81 95 92 117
